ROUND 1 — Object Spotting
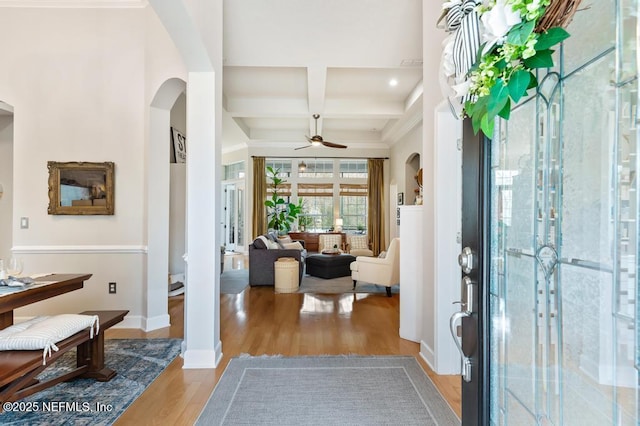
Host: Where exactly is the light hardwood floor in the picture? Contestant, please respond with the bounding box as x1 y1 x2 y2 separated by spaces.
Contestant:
110 255 461 425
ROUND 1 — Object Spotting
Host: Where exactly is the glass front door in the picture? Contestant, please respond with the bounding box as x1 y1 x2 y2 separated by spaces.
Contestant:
484 2 639 425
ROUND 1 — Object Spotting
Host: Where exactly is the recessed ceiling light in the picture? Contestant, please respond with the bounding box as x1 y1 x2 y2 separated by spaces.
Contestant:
389 78 398 87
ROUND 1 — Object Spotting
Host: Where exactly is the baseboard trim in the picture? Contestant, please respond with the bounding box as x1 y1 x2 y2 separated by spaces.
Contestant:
144 314 170 332
420 340 436 371
182 341 222 369
111 315 142 329
11 245 148 254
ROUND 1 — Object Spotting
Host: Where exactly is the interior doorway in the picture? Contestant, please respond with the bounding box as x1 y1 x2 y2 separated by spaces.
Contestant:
222 181 245 253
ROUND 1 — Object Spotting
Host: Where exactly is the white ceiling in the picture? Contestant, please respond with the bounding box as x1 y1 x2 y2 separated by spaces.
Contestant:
0 0 425 150
222 0 424 152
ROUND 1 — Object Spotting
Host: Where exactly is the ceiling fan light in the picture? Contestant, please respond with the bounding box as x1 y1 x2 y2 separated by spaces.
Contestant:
298 161 307 172
311 140 322 147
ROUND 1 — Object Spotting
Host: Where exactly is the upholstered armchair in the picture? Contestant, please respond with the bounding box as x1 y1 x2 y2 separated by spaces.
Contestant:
318 234 344 253
350 238 400 296
346 234 373 257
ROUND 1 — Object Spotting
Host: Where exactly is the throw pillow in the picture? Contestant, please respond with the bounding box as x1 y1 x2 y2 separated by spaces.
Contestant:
0 314 99 365
282 241 304 250
350 235 368 249
267 240 280 249
255 235 270 249
320 234 342 252
278 236 293 244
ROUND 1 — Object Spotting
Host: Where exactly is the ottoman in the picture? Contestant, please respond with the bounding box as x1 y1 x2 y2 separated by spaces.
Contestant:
305 253 356 279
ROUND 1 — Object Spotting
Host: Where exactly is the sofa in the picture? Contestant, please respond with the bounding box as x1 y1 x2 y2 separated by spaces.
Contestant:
248 232 307 286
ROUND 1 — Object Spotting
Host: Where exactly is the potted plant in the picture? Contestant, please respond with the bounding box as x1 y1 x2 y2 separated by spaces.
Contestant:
264 166 303 235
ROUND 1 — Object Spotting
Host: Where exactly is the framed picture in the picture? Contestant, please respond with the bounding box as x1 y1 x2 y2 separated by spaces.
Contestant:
171 127 187 163
397 192 404 205
47 161 115 215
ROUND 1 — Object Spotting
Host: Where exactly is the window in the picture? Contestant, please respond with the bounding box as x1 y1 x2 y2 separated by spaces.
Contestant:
298 183 333 231
266 159 292 177
298 159 333 178
339 184 368 231
339 159 367 178
223 161 245 180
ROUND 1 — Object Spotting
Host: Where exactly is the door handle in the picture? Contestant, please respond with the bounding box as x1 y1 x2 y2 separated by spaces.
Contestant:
450 310 472 382
450 276 477 383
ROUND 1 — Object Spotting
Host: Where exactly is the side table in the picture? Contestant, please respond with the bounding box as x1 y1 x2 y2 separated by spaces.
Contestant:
274 257 299 293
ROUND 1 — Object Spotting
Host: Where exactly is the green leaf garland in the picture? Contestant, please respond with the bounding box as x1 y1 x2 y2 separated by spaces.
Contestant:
456 1 572 137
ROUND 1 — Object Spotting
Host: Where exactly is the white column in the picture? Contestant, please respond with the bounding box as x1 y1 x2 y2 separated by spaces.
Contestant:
183 71 222 368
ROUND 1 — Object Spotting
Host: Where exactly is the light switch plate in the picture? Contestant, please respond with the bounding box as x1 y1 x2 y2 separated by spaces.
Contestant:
20 217 29 229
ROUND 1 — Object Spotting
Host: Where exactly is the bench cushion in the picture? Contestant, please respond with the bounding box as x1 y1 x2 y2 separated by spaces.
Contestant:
0 314 99 364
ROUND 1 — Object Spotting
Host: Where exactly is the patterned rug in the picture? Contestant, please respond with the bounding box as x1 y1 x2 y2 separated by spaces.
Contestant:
0 338 182 425
196 355 459 425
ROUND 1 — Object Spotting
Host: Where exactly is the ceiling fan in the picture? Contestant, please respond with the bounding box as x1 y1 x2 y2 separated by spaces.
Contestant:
295 114 347 150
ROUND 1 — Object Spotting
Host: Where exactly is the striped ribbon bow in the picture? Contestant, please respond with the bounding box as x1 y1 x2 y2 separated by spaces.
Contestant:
443 0 481 103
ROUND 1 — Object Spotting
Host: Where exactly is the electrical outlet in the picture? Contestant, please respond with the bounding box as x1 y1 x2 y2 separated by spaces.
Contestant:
108 282 116 294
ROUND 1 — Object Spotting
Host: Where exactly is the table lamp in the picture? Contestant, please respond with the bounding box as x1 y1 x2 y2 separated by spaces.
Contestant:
335 218 343 232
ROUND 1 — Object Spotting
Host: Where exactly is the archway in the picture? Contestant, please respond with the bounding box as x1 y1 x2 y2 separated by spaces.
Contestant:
146 78 187 331
405 153 421 206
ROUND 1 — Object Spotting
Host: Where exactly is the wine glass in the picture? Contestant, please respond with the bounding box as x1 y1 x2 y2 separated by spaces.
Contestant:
6 257 23 278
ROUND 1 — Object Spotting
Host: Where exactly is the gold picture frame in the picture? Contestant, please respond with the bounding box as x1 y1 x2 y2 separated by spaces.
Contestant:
47 161 115 215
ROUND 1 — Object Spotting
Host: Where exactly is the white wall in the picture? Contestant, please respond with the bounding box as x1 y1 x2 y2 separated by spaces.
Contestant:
420 0 451 373
0 115 13 260
0 6 187 327
390 122 422 240
169 93 187 274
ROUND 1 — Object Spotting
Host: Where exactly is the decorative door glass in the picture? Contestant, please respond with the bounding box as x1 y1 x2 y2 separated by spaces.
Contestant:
489 2 639 424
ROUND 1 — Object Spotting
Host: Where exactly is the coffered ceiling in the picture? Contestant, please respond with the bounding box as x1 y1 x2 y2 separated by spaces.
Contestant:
222 0 424 152
0 0 426 152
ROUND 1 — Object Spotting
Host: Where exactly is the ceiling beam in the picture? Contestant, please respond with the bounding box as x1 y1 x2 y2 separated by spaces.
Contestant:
307 66 327 135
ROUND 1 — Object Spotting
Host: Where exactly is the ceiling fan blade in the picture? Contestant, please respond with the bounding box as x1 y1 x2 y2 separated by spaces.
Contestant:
294 145 311 150
321 140 347 149
305 135 314 143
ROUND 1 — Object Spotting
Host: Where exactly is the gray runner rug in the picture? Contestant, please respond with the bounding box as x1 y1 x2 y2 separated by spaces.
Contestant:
221 269 250 294
196 355 460 425
299 274 399 295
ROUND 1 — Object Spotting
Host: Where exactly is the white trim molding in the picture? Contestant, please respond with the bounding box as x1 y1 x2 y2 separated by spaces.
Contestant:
0 0 148 7
12 245 148 254
182 341 223 369
144 314 171 332
420 340 436 372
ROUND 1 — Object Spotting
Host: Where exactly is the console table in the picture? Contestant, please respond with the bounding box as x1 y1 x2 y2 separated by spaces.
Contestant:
288 231 346 253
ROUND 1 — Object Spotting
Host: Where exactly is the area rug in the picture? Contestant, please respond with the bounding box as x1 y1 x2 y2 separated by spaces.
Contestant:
221 269 249 294
299 274 400 295
196 355 459 425
0 338 182 425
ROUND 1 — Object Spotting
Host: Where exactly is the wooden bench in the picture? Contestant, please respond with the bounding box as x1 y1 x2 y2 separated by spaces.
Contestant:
0 310 128 405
